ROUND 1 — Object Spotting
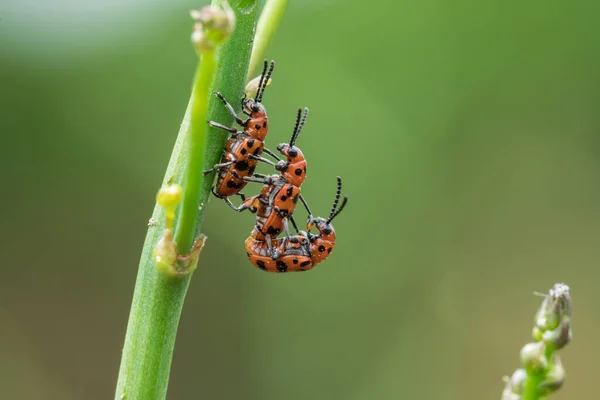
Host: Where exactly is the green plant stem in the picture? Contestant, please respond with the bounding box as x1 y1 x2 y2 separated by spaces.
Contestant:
173 51 216 255
115 1 259 399
522 373 542 400
522 345 553 400
247 0 289 79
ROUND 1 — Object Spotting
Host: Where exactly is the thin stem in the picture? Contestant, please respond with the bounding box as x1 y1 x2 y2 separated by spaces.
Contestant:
173 52 216 255
522 374 543 400
247 0 289 79
522 345 558 400
114 1 260 399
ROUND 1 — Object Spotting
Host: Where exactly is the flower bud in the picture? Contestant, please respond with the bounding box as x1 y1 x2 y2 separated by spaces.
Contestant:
190 2 236 53
542 317 572 350
501 386 521 400
156 183 182 229
245 75 272 98
153 231 177 272
538 355 565 395
191 29 210 52
511 369 526 392
520 342 547 373
156 184 182 209
502 369 526 400
535 283 571 333
191 5 235 36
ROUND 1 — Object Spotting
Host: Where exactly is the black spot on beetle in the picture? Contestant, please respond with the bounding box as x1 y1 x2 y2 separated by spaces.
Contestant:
286 186 293 196
293 194 299 203
255 124 261 130
256 260 267 270
295 168 303 176
292 258 299 264
253 147 261 155
240 148 247 155
327 247 332 253
235 160 249 171
276 261 288 272
318 245 326 252
247 138 255 148
280 195 287 201
248 165 256 175
267 226 281 235
226 180 244 189
300 260 311 267
263 121 267 128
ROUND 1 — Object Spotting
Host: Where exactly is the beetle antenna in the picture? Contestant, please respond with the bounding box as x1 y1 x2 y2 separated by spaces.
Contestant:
326 177 347 224
254 60 268 101
289 107 309 147
254 60 269 101
256 60 275 103
328 177 342 220
327 197 348 225
289 108 301 146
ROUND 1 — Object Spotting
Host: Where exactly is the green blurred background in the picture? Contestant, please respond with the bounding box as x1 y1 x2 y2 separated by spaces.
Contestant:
1 0 598 399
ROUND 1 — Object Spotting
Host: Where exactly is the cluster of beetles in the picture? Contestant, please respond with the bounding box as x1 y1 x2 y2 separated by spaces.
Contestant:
204 60 348 272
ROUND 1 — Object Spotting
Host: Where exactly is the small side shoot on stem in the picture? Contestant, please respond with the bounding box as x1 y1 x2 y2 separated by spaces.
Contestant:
247 0 289 79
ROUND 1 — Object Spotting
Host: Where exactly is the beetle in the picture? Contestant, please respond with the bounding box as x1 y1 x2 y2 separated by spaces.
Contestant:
245 177 348 273
204 60 275 198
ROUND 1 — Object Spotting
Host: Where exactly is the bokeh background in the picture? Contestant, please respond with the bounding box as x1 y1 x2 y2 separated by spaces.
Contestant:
1 0 598 399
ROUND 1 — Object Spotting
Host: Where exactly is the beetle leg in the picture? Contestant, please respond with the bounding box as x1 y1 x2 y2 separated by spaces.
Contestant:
203 160 235 175
288 216 301 235
208 121 240 134
248 154 277 167
214 92 245 125
222 194 259 212
231 170 269 184
266 235 281 260
262 147 282 162
298 194 313 221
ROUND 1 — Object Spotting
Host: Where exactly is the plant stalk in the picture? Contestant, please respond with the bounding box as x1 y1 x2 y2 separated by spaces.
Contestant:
115 1 259 398
173 53 216 255
247 0 289 79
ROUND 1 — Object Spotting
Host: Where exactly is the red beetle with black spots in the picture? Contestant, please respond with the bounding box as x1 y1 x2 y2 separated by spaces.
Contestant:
223 107 312 240
245 177 348 273
204 60 275 198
